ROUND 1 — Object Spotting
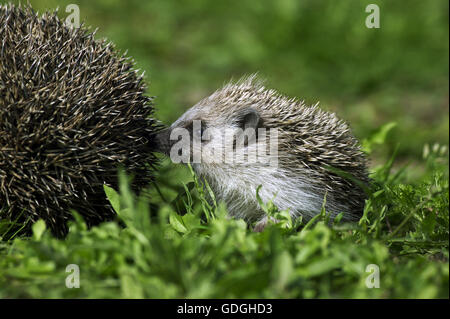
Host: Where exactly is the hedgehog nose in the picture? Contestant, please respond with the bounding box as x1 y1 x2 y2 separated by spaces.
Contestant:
155 127 172 155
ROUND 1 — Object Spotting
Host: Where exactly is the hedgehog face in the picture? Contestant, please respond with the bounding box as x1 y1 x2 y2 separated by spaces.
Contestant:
156 103 270 167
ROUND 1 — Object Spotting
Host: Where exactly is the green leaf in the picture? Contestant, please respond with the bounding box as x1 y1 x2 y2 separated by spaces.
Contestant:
362 122 397 154
169 213 188 234
271 251 293 291
104 184 121 214
32 219 46 241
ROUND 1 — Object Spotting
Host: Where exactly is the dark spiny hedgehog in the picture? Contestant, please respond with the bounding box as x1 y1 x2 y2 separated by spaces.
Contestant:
156 76 369 231
0 4 159 236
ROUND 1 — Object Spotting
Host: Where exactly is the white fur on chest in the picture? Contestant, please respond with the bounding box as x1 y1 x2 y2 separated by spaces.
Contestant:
195 163 340 223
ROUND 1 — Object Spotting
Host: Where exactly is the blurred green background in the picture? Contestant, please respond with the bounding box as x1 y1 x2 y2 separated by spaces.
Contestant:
9 0 449 176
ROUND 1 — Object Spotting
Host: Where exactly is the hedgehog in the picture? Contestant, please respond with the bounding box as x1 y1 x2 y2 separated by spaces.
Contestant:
155 76 370 231
0 4 160 237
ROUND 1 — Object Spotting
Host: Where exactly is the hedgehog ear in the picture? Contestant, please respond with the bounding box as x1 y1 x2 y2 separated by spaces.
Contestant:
237 107 261 131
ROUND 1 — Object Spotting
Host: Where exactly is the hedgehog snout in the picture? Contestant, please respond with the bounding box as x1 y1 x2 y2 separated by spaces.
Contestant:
155 127 173 155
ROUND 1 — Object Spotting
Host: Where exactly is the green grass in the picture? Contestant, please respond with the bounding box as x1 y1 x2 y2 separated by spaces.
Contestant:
0 0 448 298
0 129 448 298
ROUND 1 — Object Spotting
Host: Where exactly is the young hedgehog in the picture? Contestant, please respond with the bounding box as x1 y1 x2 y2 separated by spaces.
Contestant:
156 76 369 231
